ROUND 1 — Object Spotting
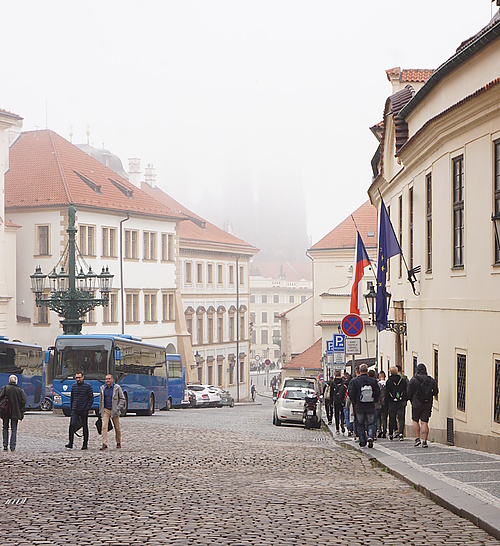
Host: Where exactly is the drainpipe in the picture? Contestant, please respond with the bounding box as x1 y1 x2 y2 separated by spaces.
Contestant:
120 214 130 334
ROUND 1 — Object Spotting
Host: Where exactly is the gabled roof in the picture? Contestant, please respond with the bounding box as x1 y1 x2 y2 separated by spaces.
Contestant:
309 200 377 252
5 130 185 220
141 183 258 253
282 338 322 370
386 67 434 84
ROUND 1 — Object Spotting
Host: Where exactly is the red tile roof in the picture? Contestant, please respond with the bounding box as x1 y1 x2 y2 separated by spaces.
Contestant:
141 183 258 253
309 200 377 251
386 67 434 83
5 130 185 220
282 338 322 370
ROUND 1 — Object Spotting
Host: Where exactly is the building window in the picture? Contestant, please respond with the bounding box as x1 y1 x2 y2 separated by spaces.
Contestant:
426 174 433 273
409 187 414 270
274 312 279 323
124 229 139 259
262 294 267 304
239 265 244 285
229 315 235 341
35 297 50 325
273 329 280 339
162 292 175 321
251 329 256 344
143 231 157 260
274 349 280 359
229 361 235 385
229 265 234 285
125 292 139 322
261 329 268 344
457 353 466 412
197 316 204 344
208 316 214 344
197 366 202 383
399 196 403 278
273 294 279 303
301 295 306 303
161 233 174 261
144 292 157 322
207 365 213 385
262 312 267 323
218 363 223 386
494 142 500 263
289 295 294 304
250 294 255 304
453 156 464 268
84 308 96 324
79 225 95 256
434 348 438 401
102 227 117 257
217 264 223 285
494 360 500 424
217 315 224 343
239 314 245 341
185 262 192 284
103 293 117 323
239 360 244 383
36 225 50 256
197 263 203 285
207 263 213 284
186 316 192 338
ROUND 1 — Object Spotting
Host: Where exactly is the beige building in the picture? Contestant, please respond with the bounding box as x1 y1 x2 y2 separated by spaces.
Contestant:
368 11 500 452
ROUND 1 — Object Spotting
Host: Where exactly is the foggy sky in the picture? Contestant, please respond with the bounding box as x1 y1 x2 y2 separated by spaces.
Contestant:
1 1 494 245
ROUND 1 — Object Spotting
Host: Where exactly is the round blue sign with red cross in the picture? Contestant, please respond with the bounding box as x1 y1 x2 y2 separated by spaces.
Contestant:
341 314 363 337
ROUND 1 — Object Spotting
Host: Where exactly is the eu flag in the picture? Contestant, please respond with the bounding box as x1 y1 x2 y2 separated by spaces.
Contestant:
376 199 401 331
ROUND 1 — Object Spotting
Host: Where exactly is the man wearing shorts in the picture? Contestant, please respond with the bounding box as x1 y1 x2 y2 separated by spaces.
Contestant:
407 363 438 448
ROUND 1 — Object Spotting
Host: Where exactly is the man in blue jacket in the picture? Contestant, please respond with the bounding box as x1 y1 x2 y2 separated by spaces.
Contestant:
65 371 94 450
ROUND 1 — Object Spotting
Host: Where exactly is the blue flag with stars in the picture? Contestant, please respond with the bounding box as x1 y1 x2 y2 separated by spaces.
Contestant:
376 199 401 331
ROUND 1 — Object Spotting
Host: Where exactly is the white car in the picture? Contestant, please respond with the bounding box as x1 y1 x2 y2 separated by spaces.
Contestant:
187 385 222 408
273 387 322 427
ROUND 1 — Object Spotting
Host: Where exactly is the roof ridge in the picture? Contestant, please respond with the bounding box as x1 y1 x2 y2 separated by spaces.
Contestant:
48 130 72 204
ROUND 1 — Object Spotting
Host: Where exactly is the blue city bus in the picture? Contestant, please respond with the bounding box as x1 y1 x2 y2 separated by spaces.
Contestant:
0 337 45 410
49 334 185 416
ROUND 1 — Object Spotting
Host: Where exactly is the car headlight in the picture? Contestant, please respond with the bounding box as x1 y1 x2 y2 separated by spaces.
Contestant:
53 395 62 405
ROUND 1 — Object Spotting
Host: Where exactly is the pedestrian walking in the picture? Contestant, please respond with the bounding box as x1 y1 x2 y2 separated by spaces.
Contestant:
251 384 256 402
332 370 346 434
348 364 380 448
342 373 354 437
322 375 334 425
407 363 438 448
386 366 407 441
99 374 126 451
1 375 26 452
65 371 94 450
376 370 387 438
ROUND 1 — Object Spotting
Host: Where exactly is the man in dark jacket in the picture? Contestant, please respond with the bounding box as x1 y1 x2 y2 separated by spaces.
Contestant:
348 364 380 448
407 363 438 448
385 366 407 441
66 371 94 450
331 370 346 434
1 375 27 451
322 375 334 425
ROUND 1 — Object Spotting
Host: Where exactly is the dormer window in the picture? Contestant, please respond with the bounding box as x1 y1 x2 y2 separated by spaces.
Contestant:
74 171 101 194
109 178 134 198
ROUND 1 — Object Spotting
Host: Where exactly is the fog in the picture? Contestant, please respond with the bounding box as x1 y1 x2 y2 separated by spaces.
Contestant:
1 1 494 258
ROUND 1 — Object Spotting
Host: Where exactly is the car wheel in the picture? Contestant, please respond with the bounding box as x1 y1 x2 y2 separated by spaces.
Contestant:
305 419 311 429
315 418 322 429
165 398 172 411
274 413 281 426
120 393 128 417
147 394 155 416
230 399 234 408
41 397 52 411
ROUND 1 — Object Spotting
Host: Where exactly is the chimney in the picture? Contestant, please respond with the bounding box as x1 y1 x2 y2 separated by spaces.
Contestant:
144 164 156 189
128 158 141 187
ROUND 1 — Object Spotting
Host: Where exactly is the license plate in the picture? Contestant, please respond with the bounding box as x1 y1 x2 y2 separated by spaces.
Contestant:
307 410 314 416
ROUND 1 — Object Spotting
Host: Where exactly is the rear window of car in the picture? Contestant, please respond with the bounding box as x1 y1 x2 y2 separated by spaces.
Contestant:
284 389 308 400
284 380 315 391
188 385 204 391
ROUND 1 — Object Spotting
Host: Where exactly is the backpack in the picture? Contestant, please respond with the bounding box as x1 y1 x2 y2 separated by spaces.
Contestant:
416 376 434 404
324 383 331 400
333 382 345 405
0 387 9 418
359 384 374 403
390 377 405 403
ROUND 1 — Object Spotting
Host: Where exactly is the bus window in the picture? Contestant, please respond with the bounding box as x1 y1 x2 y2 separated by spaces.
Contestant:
167 360 182 379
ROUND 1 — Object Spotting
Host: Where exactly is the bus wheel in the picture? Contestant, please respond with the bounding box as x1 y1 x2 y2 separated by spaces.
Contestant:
165 398 172 411
62 408 71 417
147 394 155 416
120 393 128 417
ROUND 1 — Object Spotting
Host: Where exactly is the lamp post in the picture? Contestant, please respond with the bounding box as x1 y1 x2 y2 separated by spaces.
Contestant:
30 204 113 335
364 284 379 372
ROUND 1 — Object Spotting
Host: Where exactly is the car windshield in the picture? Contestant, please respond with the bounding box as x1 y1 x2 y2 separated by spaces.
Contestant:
285 380 315 391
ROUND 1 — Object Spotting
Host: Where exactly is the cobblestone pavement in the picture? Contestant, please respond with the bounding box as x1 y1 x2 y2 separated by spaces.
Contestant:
0 400 498 545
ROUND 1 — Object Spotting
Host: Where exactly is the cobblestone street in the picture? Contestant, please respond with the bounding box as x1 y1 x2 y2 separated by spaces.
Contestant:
0 399 498 545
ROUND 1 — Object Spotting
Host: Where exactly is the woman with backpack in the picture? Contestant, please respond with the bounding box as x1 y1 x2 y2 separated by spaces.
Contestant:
385 366 407 441
407 363 438 448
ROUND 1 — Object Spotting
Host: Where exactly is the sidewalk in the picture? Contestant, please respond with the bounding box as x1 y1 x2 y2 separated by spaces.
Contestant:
325 420 500 540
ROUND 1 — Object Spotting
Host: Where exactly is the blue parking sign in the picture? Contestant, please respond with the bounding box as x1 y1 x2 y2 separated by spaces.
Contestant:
326 340 333 354
333 334 345 352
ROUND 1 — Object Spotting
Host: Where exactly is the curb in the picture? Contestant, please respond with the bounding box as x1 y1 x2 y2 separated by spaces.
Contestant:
323 419 500 541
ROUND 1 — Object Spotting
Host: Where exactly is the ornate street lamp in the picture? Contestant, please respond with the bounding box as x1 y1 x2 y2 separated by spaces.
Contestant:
30 204 114 335
364 283 406 335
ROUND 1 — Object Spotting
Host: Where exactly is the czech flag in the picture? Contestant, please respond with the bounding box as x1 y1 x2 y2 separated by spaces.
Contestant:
350 231 371 315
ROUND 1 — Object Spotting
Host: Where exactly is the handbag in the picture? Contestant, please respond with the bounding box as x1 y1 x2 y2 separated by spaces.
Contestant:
95 415 113 435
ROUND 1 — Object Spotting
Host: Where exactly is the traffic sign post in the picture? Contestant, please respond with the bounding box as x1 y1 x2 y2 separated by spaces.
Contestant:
345 338 361 355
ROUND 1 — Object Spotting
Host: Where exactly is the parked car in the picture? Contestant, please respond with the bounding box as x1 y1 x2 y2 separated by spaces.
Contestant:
187 385 222 408
273 387 321 427
276 377 320 400
208 387 235 408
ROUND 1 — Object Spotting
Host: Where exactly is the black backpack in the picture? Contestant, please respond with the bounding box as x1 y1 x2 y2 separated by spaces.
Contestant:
0 387 10 418
416 376 434 404
390 377 405 403
333 382 345 404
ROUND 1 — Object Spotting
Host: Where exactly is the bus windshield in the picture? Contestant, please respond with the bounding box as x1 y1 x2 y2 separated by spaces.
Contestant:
54 337 112 381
